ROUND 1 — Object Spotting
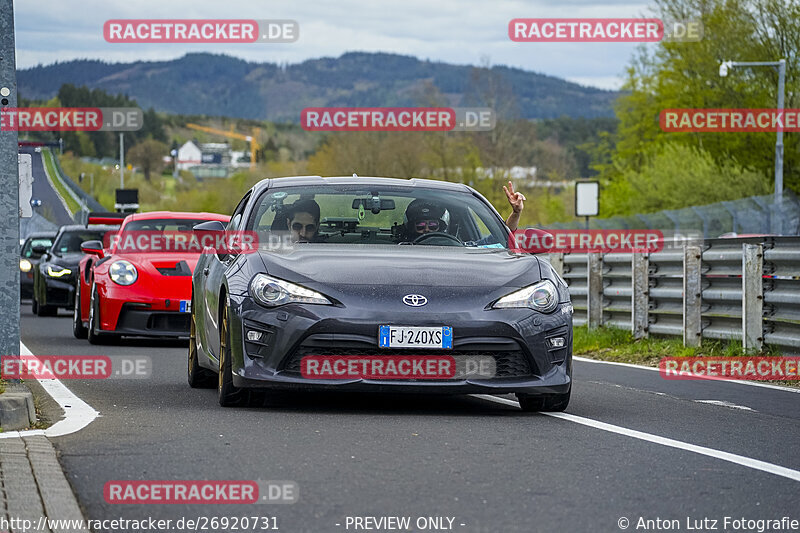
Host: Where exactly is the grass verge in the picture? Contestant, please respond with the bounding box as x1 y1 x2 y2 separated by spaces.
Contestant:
573 325 798 387
42 150 81 215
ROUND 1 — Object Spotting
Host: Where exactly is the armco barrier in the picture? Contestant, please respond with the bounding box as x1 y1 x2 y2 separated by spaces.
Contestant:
552 236 800 356
47 149 105 213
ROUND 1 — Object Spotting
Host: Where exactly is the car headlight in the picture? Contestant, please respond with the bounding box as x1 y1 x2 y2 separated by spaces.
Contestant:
492 279 559 313
46 264 72 278
109 260 138 286
20 259 32 272
250 274 332 308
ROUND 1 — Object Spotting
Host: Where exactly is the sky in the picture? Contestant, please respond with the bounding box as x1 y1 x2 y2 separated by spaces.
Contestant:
13 0 658 90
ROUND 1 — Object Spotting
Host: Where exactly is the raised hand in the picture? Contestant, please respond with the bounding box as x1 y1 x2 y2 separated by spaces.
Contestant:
503 181 526 214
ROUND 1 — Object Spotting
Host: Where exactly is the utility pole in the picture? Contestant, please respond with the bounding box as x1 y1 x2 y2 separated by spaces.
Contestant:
719 59 786 234
119 132 124 188
0 0 21 367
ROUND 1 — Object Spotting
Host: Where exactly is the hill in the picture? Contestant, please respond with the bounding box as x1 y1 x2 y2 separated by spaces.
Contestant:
18 52 618 121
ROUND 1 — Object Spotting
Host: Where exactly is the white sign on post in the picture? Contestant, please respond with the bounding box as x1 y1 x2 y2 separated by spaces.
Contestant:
19 153 32 218
575 181 599 217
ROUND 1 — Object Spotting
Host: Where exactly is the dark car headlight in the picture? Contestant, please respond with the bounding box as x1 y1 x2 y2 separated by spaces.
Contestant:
250 274 332 308
492 280 559 313
109 260 138 286
46 264 72 278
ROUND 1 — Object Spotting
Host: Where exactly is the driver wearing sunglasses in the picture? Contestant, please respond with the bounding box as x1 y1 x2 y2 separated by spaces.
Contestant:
401 200 451 241
286 199 322 243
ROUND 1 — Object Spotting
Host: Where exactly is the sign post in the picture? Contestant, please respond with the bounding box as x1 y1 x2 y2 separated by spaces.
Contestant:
0 0 21 370
575 181 599 229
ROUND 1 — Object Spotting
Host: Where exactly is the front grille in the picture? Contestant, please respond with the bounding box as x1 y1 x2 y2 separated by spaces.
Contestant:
147 313 190 331
282 346 534 378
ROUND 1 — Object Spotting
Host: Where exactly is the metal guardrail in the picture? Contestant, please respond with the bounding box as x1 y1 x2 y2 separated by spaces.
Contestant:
47 149 105 213
551 237 800 356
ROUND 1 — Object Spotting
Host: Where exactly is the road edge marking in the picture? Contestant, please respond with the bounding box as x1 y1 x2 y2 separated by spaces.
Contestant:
0 342 99 439
473 394 800 483
574 356 800 394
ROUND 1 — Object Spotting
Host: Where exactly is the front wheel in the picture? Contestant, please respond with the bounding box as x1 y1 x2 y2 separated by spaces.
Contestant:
188 294 215 388
217 303 247 406
87 285 116 345
72 282 88 339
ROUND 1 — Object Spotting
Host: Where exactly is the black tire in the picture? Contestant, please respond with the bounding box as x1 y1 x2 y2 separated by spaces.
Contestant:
517 388 571 413
188 294 215 388
217 303 247 406
87 286 114 345
35 298 57 317
72 282 88 339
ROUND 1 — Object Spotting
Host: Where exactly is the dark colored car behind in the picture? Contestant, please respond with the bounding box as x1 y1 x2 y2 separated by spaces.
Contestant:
32 224 118 316
20 232 56 299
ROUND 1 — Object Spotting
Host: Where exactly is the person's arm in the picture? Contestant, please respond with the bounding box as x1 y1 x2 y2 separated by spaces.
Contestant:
503 181 525 231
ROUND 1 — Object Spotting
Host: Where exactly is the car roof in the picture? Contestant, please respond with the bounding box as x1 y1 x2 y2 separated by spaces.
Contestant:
25 232 57 239
252 176 472 195
122 211 230 222
56 224 120 235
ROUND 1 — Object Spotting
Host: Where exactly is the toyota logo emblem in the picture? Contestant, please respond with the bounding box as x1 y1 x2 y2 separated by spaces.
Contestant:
402 294 428 307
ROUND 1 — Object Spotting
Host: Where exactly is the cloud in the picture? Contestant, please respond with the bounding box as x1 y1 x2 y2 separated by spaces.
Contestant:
14 0 653 90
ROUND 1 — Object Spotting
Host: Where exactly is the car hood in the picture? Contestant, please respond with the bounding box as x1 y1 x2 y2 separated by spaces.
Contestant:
257 246 541 289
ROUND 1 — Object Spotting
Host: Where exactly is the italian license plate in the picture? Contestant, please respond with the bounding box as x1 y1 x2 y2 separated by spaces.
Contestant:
379 326 452 349
179 300 191 313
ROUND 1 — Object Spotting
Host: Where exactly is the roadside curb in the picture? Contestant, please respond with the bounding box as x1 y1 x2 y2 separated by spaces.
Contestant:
0 383 36 431
0 435 89 533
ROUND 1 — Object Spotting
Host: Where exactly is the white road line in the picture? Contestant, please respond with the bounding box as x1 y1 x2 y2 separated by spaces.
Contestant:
0 342 99 439
574 356 800 394
472 394 800 483
693 400 754 411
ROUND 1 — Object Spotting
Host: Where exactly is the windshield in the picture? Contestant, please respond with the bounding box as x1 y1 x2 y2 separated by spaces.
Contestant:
247 185 508 247
51 230 106 254
122 218 220 232
21 237 54 258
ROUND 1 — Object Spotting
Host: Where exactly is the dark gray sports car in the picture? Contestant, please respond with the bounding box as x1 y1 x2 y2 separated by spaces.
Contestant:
189 176 573 411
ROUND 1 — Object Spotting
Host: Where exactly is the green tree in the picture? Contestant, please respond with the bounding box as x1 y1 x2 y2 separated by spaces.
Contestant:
127 139 168 182
602 142 771 216
604 0 800 213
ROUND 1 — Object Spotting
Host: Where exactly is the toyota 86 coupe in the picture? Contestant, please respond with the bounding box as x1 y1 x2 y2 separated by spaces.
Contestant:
189 176 573 411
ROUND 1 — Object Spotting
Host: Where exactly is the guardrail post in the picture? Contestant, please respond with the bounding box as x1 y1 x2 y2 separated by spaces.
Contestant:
683 245 702 347
549 253 564 278
632 252 649 339
587 253 603 328
742 244 764 351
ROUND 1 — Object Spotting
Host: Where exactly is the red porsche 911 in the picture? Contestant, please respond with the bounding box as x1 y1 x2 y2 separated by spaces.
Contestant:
73 211 230 343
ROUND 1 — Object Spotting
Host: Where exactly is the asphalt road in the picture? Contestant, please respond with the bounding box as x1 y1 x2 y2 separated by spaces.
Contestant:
20 146 74 227
19 308 800 533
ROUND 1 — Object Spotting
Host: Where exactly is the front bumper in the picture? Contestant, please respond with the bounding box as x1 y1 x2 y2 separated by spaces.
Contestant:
97 285 192 338
229 298 573 395
42 278 76 308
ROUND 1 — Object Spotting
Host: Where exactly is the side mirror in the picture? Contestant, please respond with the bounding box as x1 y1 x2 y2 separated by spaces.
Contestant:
80 240 105 258
193 220 226 232
31 244 49 255
193 220 230 257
